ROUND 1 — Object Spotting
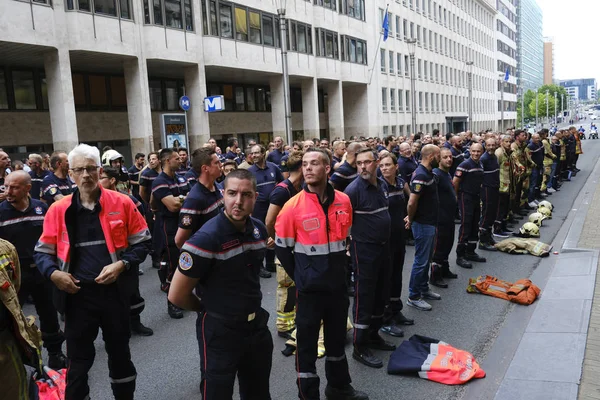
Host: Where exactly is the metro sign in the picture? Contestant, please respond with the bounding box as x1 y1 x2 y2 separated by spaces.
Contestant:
204 95 225 112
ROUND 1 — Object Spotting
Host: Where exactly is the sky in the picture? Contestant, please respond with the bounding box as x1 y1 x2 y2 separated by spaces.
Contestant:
541 0 599 84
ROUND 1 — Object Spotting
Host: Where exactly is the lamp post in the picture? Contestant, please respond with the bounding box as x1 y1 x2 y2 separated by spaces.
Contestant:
520 87 524 129
545 89 549 127
277 0 292 146
407 38 418 136
561 94 564 125
535 91 539 128
466 61 474 131
499 74 505 132
554 91 557 126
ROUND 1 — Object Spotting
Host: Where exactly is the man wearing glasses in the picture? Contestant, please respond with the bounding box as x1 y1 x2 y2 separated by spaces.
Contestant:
34 144 151 400
344 148 395 369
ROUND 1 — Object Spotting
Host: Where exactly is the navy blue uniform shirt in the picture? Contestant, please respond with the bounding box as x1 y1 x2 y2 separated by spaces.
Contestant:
345 177 391 244
267 149 286 167
29 170 50 200
455 158 484 196
329 161 357 192
179 212 267 316
269 179 299 208
41 172 75 205
449 147 465 177
178 182 224 236
71 194 113 282
128 165 143 199
139 168 159 192
248 162 284 222
480 152 500 188
225 150 241 165
398 156 418 184
0 199 47 265
410 164 439 226
152 172 190 239
380 176 406 241
527 141 544 168
433 168 457 225
183 168 199 189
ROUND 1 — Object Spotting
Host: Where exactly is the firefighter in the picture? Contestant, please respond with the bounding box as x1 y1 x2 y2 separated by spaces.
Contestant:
494 135 514 236
41 151 75 205
169 169 273 400
479 138 500 250
276 148 368 400
453 143 486 269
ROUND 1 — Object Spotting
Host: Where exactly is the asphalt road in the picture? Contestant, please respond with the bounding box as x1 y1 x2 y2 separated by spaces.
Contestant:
25 127 600 400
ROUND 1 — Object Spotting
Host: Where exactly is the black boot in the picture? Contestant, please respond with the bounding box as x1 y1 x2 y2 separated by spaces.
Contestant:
429 262 448 288
325 384 369 400
353 345 383 368
465 244 487 262
131 315 154 336
456 257 473 269
168 300 184 319
478 229 497 252
456 244 473 268
441 261 458 279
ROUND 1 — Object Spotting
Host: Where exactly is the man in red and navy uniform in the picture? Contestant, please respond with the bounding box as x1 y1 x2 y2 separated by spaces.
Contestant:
28 153 50 200
41 151 75 205
151 148 189 318
169 169 273 400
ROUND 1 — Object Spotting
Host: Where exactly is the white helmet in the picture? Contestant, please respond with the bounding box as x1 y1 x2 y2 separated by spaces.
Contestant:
538 200 553 211
520 222 540 237
529 212 544 227
102 149 124 166
538 206 552 219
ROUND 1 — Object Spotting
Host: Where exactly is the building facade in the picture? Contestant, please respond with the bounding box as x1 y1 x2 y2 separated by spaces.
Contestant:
516 0 543 92
496 0 517 130
543 37 554 85
0 0 499 161
560 79 597 102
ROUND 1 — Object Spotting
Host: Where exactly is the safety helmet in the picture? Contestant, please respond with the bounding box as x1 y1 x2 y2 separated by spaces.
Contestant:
538 200 553 211
520 222 540 238
102 150 124 166
538 206 552 219
528 212 544 227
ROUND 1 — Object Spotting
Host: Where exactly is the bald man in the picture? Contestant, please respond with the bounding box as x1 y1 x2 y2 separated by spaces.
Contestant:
453 143 486 269
330 142 363 192
0 171 67 368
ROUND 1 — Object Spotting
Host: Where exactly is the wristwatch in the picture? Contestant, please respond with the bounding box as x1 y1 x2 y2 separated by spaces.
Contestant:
179 195 185 203
121 259 131 271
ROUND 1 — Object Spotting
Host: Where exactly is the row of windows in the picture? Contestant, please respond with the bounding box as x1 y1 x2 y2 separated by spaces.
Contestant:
142 0 193 30
380 51 495 93
382 11 495 72
381 87 496 115
497 61 516 79
497 20 516 42
66 0 133 20
310 0 366 21
497 40 517 59
382 123 443 137
497 0 517 24
0 69 48 111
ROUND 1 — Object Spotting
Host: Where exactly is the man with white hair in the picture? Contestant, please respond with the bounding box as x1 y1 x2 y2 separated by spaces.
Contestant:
34 144 151 400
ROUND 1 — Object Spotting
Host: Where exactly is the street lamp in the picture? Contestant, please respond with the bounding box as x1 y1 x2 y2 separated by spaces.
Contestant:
554 91 557 126
561 94 564 124
466 61 474 131
499 73 506 132
407 38 418 136
520 87 524 129
277 0 292 146
535 91 539 128
545 89 549 127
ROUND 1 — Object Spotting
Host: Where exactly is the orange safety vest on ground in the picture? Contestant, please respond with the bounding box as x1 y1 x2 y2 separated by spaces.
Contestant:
466 275 540 305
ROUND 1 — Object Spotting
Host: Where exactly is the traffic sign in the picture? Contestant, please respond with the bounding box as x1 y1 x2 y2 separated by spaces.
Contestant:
179 96 191 111
204 95 225 112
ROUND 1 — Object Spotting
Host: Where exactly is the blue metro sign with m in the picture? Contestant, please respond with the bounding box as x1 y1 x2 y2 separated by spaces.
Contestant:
204 95 225 112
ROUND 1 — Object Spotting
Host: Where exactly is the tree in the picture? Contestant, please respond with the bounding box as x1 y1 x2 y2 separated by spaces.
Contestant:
528 93 556 119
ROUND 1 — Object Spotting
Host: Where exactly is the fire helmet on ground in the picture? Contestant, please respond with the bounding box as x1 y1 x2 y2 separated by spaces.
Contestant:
538 206 552 219
538 200 553 211
520 222 540 237
528 212 544 227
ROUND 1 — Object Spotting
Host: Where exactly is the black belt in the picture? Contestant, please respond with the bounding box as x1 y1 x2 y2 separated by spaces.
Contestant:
206 310 256 322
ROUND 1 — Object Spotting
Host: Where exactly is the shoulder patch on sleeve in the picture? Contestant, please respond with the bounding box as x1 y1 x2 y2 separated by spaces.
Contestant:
179 251 193 271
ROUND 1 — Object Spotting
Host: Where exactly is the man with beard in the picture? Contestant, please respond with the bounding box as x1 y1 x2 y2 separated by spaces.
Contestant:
398 143 418 184
494 135 514 236
41 151 75 205
429 148 458 288
128 153 145 201
345 148 395 369
453 143 486 269
479 138 500 251
406 145 441 311
450 135 465 177
28 153 50 200
510 130 530 215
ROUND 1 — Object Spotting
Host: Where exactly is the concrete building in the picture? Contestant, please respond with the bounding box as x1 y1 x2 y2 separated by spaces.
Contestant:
543 37 554 85
496 0 517 130
560 79 597 102
516 0 543 92
0 0 499 162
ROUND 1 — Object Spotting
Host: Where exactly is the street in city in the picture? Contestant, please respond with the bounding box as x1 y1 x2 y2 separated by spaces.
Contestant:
23 122 600 400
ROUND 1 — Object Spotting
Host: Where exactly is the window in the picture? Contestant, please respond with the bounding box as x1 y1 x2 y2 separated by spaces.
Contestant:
404 55 409 77
403 19 408 39
141 0 193 28
315 29 339 59
67 0 133 19
340 0 366 21
219 3 233 38
341 35 367 65
382 87 387 111
380 49 386 72
205 83 271 112
12 71 36 110
262 14 274 46
398 89 403 110
235 7 247 41
246 87 256 111
395 16 401 37
288 21 312 54
149 80 163 110
390 88 395 111
88 75 108 108
249 11 261 44
110 76 127 108
315 0 336 10
234 86 245 111
0 71 7 109
397 53 402 75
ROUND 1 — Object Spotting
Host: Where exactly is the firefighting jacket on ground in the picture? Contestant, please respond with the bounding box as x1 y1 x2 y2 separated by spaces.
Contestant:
388 334 486 385
33 187 151 312
494 238 552 257
466 275 541 305
274 184 352 292
0 238 43 370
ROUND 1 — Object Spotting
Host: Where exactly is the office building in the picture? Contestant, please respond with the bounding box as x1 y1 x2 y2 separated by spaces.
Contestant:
0 0 499 161
543 37 554 85
496 0 517 130
516 0 543 92
560 79 597 102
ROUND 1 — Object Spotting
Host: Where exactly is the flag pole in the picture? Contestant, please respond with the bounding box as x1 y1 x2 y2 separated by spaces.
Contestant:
368 3 389 86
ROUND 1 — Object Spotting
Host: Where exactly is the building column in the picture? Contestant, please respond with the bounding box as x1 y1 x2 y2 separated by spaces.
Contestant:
269 76 286 141
327 81 344 140
302 78 320 139
124 58 153 156
43 48 78 152
185 65 210 150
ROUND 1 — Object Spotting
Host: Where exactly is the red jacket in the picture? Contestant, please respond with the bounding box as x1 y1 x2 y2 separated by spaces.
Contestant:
275 184 352 292
34 186 151 279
